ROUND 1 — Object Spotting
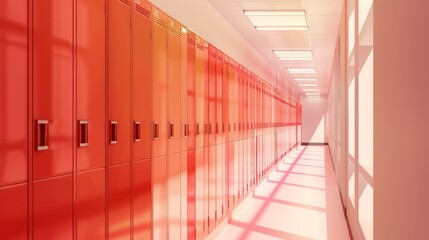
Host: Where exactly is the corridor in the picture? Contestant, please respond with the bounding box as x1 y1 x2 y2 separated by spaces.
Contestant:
212 146 350 240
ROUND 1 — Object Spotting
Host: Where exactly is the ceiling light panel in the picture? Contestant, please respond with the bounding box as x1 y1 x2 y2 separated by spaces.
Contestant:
294 78 318 81
299 83 318 87
274 50 313 61
302 89 319 92
287 68 316 74
244 10 308 31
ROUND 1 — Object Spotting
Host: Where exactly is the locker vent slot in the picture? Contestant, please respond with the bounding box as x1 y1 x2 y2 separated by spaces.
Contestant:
120 0 131 6
135 4 150 18
154 16 167 28
197 43 204 51
170 27 180 37
188 37 195 46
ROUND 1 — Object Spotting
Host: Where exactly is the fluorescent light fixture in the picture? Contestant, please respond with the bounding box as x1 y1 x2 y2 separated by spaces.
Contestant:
244 10 306 16
306 95 320 98
299 83 318 87
302 88 319 92
305 92 320 95
244 10 308 31
295 78 317 81
255 26 309 31
274 50 313 61
287 68 316 74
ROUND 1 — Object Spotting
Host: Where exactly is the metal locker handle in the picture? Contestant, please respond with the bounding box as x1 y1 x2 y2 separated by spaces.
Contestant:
79 120 88 147
196 123 200 135
184 123 189 137
37 120 49 151
204 123 208 135
134 121 141 142
169 122 174 139
110 121 118 144
216 123 218 134
153 121 159 140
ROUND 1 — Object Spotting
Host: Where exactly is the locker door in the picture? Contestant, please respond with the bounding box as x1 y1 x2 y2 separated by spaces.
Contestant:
168 153 181 239
33 0 73 180
0 184 27 239
108 164 131 239
0 1 28 237
195 36 205 149
195 148 205 239
107 0 131 167
167 18 181 154
181 27 188 153
187 150 196 240
0 0 28 188
34 176 73 239
76 0 106 238
222 55 230 213
215 50 224 223
132 0 151 161
187 32 196 151
152 7 168 157
133 159 151 239
180 151 188 240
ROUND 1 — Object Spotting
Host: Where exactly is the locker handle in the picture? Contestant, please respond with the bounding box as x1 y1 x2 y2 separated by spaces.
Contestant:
79 120 88 147
184 123 189 137
110 121 118 144
153 121 159 140
216 123 219 134
204 123 208 135
134 121 141 142
169 122 174 139
223 123 225 133
196 123 200 135
36 120 49 151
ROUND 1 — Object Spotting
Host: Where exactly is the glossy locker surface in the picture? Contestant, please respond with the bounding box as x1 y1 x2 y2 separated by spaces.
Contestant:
187 150 196 240
132 0 151 161
108 164 131 239
76 0 105 172
167 18 181 154
152 155 167 240
0 184 27 239
76 170 106 239
187 32 196 151
180 27 188 153
33 175 73 239
0 0 28 187
107 0 131 166
168 153 181 239
133 159 152 240
195 36 205 149
33 0 73 180
180 151 188 240
152 7 168 157
195 148 205 238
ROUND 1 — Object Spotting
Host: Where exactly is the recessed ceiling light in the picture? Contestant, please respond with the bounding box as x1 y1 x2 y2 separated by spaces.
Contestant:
287 68 316 74
295 78 317 81
305 92 320 95
244 10 308 31
244 10 306 16
306 96 321 98
274 50 313 61
255 26 309 31
302 88 319 92
299 83 318 87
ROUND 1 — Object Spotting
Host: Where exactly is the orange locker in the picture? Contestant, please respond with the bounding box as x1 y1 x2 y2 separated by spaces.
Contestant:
195 36 205 149
187 31 196 151
195 147 205 238
133 159 152 240
208 44 217 230
152 7 168 157
107 0 131 167
132 0 151 161
168 152 181 239
167 17 181 154
187 149 196 240
0 0 28 238
132 1 151 239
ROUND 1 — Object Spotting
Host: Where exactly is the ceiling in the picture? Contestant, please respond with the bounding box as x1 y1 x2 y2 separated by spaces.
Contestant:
208 0 344 95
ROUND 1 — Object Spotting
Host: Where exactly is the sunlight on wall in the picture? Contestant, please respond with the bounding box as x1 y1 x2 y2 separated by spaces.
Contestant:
310 116 325 143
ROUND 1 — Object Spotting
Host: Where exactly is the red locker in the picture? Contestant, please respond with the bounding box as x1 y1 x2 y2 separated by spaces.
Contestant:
132 0 151 161
34 176 73 239
0 184 27 239
208 45 217 146
187 32 196 151
216 50 224 145
107 0 131 166
76 170 106 239
0 0 28 188
33 0 73 180
108 164 131 239
133 160 152 239
195 36 205 149
187 150 196 240
180 151 188 240
152 7 168 157
168 17 182 154
195 148 205 238
168 153 181 239
181 27 189 153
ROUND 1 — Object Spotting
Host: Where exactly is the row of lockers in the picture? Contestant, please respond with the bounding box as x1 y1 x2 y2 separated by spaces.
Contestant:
0 0 302 239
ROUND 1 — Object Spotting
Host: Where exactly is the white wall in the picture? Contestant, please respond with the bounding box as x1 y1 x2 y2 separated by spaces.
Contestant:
149 0 296 97
301 97 328 143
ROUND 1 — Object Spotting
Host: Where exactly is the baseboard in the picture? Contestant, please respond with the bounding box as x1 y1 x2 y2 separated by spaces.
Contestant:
301 142 328 146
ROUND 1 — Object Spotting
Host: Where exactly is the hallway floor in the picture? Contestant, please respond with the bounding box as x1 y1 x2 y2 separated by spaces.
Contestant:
212 146 351 240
